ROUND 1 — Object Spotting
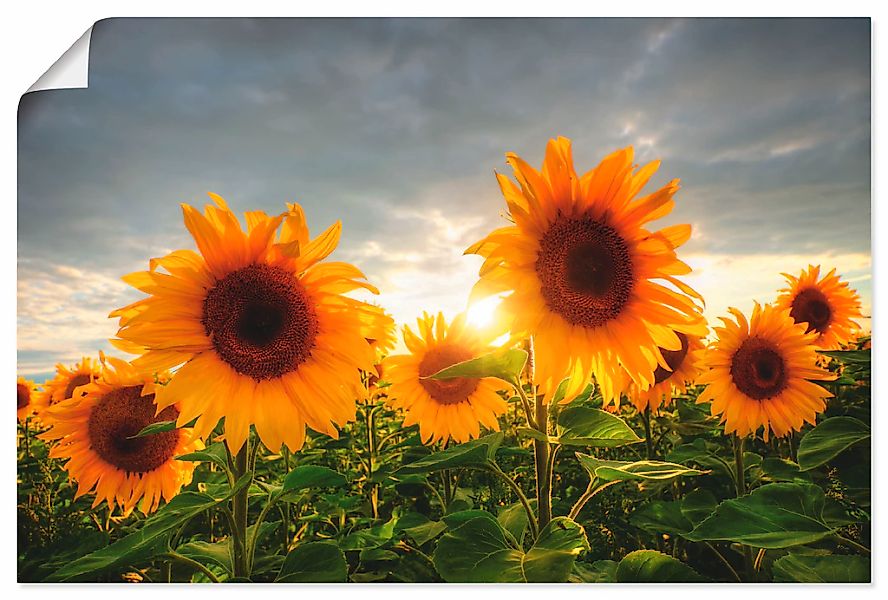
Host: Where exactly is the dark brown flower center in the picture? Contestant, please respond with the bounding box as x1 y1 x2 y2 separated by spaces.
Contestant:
202 264 318 380
653 332 690 384
419 344 479 406
17 383 30 410
87 386 180 473
536 215 633 327
62 373 93 403
730 337 788 400
790 287 832 334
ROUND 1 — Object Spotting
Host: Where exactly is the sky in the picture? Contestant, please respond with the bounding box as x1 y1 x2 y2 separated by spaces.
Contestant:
17 18 871 380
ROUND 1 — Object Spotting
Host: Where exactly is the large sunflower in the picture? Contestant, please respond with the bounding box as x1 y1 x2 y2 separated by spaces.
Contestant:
775 265 863 350
625 331 706 414
696 303 834 440
111 195 393 454
34 356 101 426
39 356 203 515
466 137 706 404
384 312 509 444
17 377 39 422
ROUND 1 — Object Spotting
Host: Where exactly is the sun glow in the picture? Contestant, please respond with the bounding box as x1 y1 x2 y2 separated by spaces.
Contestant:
466 294 504 330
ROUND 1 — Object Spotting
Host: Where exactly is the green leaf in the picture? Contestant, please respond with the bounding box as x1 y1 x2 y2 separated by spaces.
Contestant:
818 349 871 365
680 489 719 526
396 433 503 475
281 465 347 493
47 474 250 582
339 516 398 551
424 347 527 386
572 560 618 583
615 550 707 582
797 417 871 471
761 457 812 483
686 483 854 548
433 514 588 582
631 501 692 536
666 439 734 479
276 542 348 583
772 553 870 583
498 500 536 546
176 539 233 575
176 442 229 472
576 454 707 483
131 416 197 438
555 406 643 447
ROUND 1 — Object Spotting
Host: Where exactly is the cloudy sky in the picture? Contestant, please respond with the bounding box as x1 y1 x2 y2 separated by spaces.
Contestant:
18 18 871 380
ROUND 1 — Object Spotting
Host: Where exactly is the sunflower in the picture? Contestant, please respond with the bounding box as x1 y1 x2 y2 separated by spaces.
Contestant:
775 265 863 350
624 330 706 414
17 377 39 422
466 137 706 405
110 195 393 454
34 356 101 425
696 303 834 440
38 355 203 515
384 312 509 444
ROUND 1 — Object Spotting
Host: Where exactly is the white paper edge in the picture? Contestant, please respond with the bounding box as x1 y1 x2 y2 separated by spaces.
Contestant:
26 25 93 93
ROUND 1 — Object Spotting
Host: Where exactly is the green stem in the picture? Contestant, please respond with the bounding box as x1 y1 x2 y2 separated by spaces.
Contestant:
161 551 221 583
282 446 290 554
366 406 379 519
732 435 755 581
832 534 871 555
487 464 539 540
567 479 620 521
533 392 552 530
705 542 741 583
231 440 251 579
642 407 655 460
442 469 453 509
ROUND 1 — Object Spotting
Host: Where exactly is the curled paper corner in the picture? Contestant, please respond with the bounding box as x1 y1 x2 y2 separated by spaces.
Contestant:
27 26 93 93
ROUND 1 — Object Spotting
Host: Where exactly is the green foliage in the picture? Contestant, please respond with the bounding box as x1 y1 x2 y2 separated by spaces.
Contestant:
797 416 870 471
615 550 707 582
276 542 348 582
424 347 528 387
555 406 643 447
771 553 870 583
687 483 855 548
433 511 588 582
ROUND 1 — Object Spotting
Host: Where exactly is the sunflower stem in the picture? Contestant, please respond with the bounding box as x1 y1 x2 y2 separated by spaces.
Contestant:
732 434 755 581
487 463 538 540
231 439 251 579
282 446 290 554
642 406 655 459
533 391 552 531
366 405 379 519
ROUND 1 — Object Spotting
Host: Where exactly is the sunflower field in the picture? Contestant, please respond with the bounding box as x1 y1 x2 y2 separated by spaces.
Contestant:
16 138 871 584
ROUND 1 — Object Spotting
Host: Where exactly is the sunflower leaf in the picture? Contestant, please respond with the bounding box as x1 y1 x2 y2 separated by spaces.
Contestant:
275 541 348 583
396 432 504 475
176 442 229 472
433 512 589 582
130 416 198 439
46 476 250 582
797 417 871 471
685 483 855 548
281 465 348 493
771 553 870 583
576 454 707 483
423 347 527 387
555 406 643 447
615 550 708 582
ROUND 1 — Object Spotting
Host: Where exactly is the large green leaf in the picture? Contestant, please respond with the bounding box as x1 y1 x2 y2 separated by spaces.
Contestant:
615 550 707 582
680 488 719 526
631 500 693 536
686 483 854 548
176 539 233 574
818 349 871 365
433 512 588 582
276 542 348 583
339 516 399 551
555 406 643 447
798 417 871 471
131 416 198 438
48 473 251 582
571 560 618 583
771 553 870 583
281 465 347 493
396 433 503 475
176 442 230 472
667 438 734 479
424 347 527 387
497 500 535 546
576 454 707 483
